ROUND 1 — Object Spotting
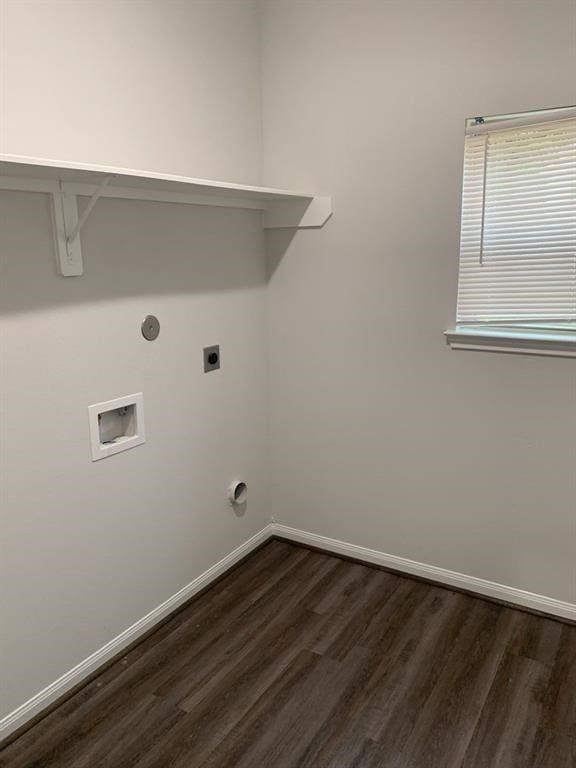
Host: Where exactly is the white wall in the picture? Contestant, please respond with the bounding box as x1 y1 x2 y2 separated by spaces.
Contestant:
262 0 576 603
0 0 262 182
0 0 267 718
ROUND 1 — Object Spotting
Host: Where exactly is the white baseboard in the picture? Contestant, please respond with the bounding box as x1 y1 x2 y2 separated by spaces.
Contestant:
3 520 574 743
0 524 273 742
270 523 576 623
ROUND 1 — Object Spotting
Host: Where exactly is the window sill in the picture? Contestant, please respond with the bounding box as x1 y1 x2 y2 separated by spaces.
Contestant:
445 327 576 359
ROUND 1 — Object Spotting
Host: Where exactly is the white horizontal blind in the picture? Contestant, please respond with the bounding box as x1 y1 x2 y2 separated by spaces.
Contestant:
456 116 576 330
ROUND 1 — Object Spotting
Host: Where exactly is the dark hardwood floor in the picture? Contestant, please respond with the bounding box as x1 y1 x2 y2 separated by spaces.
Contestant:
1 539 575 767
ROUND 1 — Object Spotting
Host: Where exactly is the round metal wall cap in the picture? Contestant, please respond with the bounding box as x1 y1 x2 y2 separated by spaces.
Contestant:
141 315 160 341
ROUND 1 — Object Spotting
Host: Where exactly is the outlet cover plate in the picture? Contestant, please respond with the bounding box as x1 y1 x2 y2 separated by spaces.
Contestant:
203 345 221 372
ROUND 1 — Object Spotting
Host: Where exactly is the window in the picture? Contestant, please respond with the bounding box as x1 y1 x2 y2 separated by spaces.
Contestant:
447 106 576 357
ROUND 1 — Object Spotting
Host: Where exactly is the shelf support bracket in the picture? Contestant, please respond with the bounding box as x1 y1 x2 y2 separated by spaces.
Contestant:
51 175 114 276
66 174 113 245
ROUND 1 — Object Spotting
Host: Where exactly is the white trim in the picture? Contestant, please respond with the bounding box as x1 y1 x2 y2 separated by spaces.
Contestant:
0 524 273 741
445 328 576 359
270 523 576 622
3 520 575 741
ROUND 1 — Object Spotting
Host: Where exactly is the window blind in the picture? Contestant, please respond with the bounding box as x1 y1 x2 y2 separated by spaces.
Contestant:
456 114 576 332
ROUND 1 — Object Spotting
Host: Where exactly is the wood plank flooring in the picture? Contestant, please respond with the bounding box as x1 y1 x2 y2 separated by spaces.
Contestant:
1 539 575 767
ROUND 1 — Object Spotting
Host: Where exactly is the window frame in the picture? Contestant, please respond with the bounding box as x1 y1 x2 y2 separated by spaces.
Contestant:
447 106 576 358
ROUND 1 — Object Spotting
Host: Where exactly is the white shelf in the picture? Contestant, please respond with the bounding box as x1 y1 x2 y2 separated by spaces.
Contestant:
0 153 332 275
0 154 317 205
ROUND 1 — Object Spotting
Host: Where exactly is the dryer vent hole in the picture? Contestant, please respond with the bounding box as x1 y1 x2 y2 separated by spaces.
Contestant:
232 482 247 504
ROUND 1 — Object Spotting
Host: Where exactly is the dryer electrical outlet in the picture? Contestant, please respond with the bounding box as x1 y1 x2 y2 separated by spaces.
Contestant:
203 345 221 372
88 393 145 461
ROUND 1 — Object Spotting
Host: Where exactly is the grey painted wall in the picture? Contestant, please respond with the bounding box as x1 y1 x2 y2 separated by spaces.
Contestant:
262 0 576 603
0 0 268 717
